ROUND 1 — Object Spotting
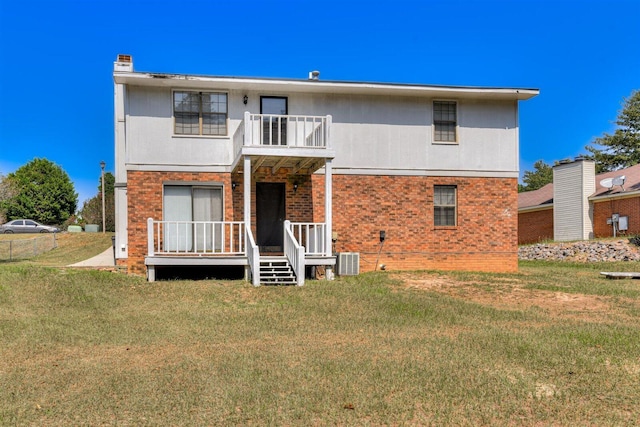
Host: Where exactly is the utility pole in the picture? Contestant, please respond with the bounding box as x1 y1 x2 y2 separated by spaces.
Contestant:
100 160 106 234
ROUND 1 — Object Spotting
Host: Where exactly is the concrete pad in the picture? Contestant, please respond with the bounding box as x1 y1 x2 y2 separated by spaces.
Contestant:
69 247 115 267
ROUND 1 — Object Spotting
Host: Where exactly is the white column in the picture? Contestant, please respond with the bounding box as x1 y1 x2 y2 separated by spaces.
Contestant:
325 159 335 282
324 159 333 258
147 217 155 256
244 156 251 234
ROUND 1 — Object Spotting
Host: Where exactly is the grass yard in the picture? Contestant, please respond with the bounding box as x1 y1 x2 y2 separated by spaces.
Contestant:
0 232 114 266
1 242 639 424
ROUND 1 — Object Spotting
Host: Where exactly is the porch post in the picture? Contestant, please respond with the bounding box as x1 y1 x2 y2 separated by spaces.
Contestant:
325 159 334 280
147 217 154 256
244 156 251 228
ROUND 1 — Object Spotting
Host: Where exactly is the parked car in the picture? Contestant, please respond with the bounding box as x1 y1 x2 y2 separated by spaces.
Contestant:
0 219 60 234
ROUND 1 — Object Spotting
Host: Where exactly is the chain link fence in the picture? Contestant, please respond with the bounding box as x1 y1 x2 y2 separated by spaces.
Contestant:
0 234 58 261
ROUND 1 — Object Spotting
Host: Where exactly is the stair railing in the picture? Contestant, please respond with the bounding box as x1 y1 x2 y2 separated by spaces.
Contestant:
246 227 260 286
283 220 305 286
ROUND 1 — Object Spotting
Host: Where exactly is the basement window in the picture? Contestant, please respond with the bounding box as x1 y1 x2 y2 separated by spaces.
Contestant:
174 91 228 136
434 185 457 226
433 101 457 143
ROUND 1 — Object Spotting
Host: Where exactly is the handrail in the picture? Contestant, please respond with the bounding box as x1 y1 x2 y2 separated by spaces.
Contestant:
246 227 260 286
283 220 305 286
287 222 327 255
232 115 246 162
147 219 245 255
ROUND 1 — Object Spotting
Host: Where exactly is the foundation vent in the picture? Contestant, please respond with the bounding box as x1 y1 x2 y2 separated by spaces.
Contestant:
337 252 360 276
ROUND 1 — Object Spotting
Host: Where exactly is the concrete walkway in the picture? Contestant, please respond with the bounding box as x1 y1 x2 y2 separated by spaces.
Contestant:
68 247 115 267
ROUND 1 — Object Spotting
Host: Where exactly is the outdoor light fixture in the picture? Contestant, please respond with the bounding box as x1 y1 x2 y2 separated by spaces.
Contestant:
232 182 237 190
293 183 298 193
100 161 106 234
243 95 248 105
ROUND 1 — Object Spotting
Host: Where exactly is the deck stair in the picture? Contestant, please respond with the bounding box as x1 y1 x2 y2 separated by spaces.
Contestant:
260 256 297 285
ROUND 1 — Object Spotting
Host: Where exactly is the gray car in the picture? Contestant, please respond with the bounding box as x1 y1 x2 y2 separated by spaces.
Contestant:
0 219 60 233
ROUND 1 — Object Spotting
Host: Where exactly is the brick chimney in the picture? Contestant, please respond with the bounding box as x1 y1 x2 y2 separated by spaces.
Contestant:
114 54 133 72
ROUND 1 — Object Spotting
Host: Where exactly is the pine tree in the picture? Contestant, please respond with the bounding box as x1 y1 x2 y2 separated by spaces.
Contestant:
585 90 640 172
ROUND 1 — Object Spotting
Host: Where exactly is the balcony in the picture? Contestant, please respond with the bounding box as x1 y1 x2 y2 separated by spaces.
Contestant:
233 112 334 174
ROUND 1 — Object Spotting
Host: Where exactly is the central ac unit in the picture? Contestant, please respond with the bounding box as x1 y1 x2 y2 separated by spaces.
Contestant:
337 252 360 276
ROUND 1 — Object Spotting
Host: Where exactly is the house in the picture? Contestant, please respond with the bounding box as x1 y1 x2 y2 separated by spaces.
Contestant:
113 55 539 284
518 158 640 244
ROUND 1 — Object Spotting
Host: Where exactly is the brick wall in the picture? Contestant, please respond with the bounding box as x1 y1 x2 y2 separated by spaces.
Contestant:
125 171 518 275
593 196 640 237
518 208 553 244
126 171 234 275
324 175 518 273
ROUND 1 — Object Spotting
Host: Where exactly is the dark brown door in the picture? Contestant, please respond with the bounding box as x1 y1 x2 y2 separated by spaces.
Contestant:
256 183 285 253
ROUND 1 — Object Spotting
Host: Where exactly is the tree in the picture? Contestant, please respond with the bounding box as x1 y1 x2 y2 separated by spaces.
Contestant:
585 89 640 172
519 160 553 192
0 158 77 225
79 172 115 231
0 173 17 223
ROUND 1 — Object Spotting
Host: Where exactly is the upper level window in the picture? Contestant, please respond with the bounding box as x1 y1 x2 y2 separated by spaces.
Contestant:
434 185 457 226
433 101 457 142
174 91 227 136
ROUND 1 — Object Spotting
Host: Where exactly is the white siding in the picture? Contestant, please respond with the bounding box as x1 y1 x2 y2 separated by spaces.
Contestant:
553 160 595 241
123 87 519 175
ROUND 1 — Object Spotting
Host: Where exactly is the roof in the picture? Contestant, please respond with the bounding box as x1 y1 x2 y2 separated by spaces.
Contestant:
518 182 553 209
113 70 539 101
592 163 640 197
519 163 640 210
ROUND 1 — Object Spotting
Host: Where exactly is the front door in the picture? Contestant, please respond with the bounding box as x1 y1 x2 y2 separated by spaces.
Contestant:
256 183 285 253
261 96 288 145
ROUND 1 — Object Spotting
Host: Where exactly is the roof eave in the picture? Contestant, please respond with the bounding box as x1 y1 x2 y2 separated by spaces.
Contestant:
113 71 539 100
518 203 554 213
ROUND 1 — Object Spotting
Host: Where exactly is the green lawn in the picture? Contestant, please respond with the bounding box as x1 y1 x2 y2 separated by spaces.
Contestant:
1 253 639 424
0 232 113 265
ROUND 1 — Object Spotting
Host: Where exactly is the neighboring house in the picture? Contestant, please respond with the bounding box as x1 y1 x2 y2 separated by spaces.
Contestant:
113 55 539 283
518 158 640 244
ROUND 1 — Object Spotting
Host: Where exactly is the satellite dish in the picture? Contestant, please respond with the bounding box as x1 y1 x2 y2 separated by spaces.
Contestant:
600 177 614 189
612 175 626 186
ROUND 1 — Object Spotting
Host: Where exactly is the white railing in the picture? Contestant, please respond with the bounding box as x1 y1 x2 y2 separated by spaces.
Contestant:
287 222 328 256
284 220 305 286
147 218 245 256
246 227 260 287
246 113 331 148
232 119 245 161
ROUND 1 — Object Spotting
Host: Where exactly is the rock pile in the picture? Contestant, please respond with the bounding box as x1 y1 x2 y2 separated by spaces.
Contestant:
518 239 640 262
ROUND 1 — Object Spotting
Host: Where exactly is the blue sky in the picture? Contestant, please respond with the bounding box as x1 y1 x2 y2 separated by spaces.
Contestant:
1 0 639 205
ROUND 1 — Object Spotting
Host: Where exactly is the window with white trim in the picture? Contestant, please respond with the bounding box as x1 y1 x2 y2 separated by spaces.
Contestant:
433 101 457 142
174 91 228 136
434 185 457 226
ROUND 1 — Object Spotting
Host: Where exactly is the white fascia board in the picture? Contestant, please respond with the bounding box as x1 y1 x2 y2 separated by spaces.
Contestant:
113 72 539 101
589 190 640 202
518 203 554 213
318 167 519 178
241 146 336 159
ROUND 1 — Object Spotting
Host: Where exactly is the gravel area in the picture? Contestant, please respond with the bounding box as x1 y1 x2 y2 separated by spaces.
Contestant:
518 239 640 262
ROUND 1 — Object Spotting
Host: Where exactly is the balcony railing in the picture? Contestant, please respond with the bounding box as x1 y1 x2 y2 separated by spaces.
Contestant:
244 112 331 148
147 219 245 256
